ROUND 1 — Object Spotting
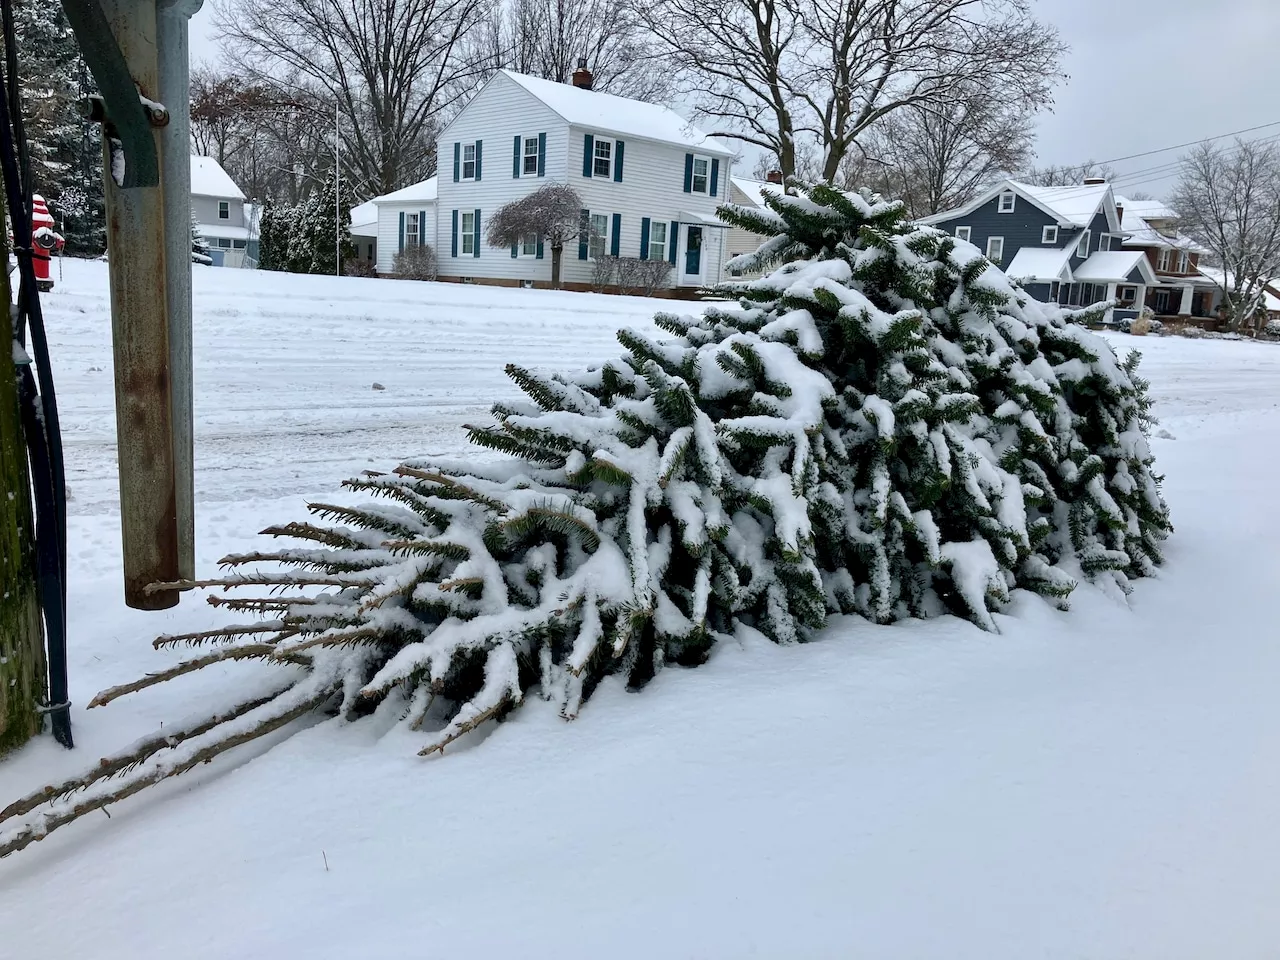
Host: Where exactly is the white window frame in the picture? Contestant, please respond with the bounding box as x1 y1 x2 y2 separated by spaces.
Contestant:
648 219 667 261
589 212 608 260
986 236 1004 263
1076 230 1091 258
998 192 1016 213
404 212 421 248
461 143 477 181
1157 248 1172 272
955 226 972 242
592 138 614 179
1119 286 1138 304
691 156 711 195
522 136 539 176
1042 225 1058 244
1098 232 1112 252
520 232 538 257
460 211 475 255
218 200 230 220
1177 250 1190 273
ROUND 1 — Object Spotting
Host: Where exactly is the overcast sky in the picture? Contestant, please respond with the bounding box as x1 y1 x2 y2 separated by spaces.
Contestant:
187 0 1280 199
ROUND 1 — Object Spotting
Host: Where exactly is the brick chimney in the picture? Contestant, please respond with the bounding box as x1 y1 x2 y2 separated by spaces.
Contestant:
766 170 783 184
571 58 593 90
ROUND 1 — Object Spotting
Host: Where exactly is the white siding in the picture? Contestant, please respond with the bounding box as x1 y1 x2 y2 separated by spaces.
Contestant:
436 74 570 284
435 71 733 289
375 202 438 275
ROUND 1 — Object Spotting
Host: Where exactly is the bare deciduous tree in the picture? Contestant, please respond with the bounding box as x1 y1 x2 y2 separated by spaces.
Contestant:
1018 160 1116 187
478 0 673 101
1173 138 1280 331
215 0 488 198
485 183 592 287
834 88 1035 217
640 0 1064 184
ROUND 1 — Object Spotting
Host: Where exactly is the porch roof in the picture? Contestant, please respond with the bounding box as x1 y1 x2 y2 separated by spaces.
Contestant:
1006 246 1074 283
1073 250 1157 285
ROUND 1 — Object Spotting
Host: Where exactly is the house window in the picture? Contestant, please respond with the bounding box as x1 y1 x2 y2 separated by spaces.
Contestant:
1099 232 1112 252
998 192 1016 213
461 211 475 254
1157 248 1171 272
1177 250 1190 273
1119 286 1138 305
520 232 538 256
218 201 230 220
232 239 247 249
648 220 667 261
404 212 420 247
955 226 972 242
1042 225 1058 244
1155 289 1170 313
589 213 608 259
593 139 613 179
462 143 477 180
986 236 1004 263
691 157 710 194
523 136 539 176
1076 230 1091 258
215 238 232 248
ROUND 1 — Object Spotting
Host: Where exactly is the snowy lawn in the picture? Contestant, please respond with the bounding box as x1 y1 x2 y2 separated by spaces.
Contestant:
2 259 1280 958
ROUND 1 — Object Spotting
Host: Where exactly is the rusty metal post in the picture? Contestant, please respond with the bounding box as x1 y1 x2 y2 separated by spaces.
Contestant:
157 0 201 582
99 0 179 610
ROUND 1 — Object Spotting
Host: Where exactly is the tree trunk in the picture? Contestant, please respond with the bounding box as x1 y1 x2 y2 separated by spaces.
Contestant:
551 244 563 289
0 209 47 755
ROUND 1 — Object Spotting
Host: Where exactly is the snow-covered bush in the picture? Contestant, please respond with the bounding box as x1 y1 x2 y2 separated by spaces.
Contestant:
0 183 1172 853
393 244 437 280
1265 319 1280 338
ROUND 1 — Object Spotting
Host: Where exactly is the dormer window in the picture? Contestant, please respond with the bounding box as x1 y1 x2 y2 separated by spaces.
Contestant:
1042 225 1058 244
1177 250 1190 273
1157 248 1172 272
998 192 1016 213
1076 230 1091 258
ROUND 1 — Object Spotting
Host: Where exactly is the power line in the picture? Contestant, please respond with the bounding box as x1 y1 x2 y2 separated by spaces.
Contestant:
1091 119 1280 167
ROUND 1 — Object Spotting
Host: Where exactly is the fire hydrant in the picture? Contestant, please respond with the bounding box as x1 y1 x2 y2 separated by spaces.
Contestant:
31 194 65 292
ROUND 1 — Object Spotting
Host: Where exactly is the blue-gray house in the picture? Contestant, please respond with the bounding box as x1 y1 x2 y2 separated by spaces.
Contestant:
921 178 1157 323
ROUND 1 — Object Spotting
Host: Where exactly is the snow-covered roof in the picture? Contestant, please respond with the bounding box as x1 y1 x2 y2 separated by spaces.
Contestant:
1116 196 1177 223
195 223 252 241
730 176 778 209
1005 246 1075 283
1072 250 1157 285
1113 195 1210 255
497 71 735 157
350 200 378 234
920 178 1120 231
372 176 438 206
190 155 246 200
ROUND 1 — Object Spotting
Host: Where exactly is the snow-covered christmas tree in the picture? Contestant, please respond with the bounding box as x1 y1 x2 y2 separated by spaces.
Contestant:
287 168 354 274
0 183 1172 854
191 216 213 265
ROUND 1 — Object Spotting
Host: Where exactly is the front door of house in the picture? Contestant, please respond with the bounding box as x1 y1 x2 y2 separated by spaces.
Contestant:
683 226 703 281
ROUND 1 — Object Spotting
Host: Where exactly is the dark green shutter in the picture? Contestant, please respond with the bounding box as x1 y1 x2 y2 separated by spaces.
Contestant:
710 158 720 197
473 208 481 258
582 134 594 178
537 133 546 176
579 208 590 260
668 221 678 264
639 217 650 260
419 211 426 248
614 140 625 182
451 209 458 257
610 213 621 256
536 236 544 259
513 135 521 178
474 140 483 181
511 241 518 258
398 211 405 253
683 154 693 193
453 143 460 182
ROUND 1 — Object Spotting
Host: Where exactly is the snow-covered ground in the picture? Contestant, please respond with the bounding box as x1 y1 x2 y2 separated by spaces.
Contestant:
3 259 1280 958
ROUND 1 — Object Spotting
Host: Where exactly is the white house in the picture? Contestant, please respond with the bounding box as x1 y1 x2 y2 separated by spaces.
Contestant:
724 175 780 276
371 176 438 276
349 200 379 266
371 66 737 293
191 155 258 267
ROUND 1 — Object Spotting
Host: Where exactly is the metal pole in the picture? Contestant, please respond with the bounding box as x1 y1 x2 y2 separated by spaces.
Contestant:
157 0 201 583
99 0 179 610
334 96 340 276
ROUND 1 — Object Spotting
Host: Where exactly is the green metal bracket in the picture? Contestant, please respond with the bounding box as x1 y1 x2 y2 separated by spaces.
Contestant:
58 0 159 188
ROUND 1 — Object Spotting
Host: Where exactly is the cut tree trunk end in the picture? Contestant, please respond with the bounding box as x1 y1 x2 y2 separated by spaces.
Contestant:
0 206 47 756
